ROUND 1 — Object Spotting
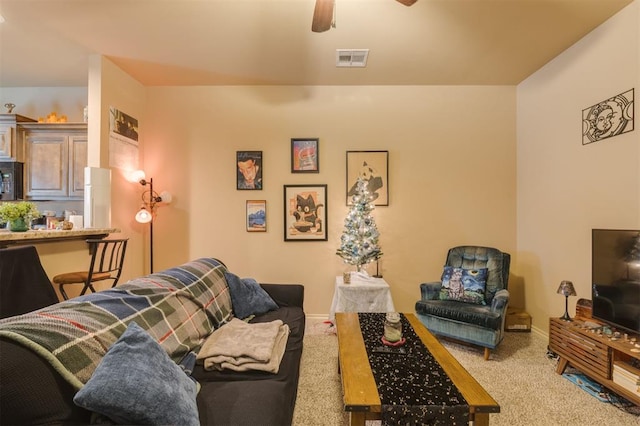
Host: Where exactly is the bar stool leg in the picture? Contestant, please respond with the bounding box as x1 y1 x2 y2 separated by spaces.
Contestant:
59 283 70 301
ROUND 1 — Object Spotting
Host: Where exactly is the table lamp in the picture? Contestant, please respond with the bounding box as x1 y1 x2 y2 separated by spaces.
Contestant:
557 280 577 321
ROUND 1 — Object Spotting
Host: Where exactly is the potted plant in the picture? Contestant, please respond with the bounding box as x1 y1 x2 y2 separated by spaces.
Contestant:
0 201 41 232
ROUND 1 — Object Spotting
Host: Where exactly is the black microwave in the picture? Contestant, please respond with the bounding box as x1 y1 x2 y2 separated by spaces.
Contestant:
0 162 24 201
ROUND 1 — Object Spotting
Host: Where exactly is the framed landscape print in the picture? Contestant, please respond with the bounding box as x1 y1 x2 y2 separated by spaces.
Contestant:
246 200 266 232
346 150 389 206
291 138 319 173
237 151 263 190
283 184 327 241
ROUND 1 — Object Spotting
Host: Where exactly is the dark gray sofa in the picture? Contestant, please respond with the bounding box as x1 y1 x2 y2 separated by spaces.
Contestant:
0 258 305 425
196 283 305 426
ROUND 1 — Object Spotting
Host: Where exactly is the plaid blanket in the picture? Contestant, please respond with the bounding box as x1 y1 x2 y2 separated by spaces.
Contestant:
0 257 233 390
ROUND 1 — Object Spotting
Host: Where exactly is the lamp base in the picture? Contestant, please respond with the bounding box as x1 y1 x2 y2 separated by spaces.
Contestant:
559 295 573 321
559 311 573 322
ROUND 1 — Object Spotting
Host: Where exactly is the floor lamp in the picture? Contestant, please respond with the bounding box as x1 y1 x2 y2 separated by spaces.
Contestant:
132 170 171 273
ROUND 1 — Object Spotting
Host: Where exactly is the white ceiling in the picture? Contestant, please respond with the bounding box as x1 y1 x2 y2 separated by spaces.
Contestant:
0 0 633 87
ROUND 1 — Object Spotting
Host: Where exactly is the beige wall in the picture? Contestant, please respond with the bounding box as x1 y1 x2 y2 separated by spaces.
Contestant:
87 56 147 283
3 84 517 311
517 2 640 332
143 85 517 316
8 3 637 322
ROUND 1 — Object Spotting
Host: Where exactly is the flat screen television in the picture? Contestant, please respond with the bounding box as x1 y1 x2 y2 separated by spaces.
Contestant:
591 229 640 335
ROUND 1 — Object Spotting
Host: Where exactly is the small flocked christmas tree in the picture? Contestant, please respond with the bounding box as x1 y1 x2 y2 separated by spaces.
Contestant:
336 177 383 273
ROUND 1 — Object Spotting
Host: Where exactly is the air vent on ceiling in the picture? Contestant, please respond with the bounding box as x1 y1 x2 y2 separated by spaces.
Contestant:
336 49 369 68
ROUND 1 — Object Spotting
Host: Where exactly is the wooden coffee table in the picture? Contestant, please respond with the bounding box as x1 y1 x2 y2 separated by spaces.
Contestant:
335 312 500 426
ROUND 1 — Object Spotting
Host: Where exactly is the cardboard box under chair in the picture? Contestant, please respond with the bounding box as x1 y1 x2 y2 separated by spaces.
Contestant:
505 307 531 332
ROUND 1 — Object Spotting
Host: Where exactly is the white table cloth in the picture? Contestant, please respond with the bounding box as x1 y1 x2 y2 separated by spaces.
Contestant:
329 272 395 321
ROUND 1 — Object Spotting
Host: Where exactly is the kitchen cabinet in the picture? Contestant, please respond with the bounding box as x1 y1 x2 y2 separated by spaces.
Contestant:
21 123 87 200
0 114 36 161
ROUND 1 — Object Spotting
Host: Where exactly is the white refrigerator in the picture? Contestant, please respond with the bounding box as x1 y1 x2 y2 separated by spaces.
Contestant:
84 167 111 228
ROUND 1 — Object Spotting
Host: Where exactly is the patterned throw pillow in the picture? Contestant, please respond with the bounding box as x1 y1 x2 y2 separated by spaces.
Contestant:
439 266 488 305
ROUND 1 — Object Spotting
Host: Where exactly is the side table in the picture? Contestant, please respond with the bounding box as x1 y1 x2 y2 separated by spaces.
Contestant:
329 273 395 321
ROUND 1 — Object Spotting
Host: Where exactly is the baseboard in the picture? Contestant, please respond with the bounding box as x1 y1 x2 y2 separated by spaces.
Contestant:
306 313 330 322
531 324 547 339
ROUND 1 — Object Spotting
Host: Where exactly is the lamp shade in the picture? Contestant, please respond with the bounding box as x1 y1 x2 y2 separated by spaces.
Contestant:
158 190 172 204
557 280 577 297
135 207 152 223
129 169 146 183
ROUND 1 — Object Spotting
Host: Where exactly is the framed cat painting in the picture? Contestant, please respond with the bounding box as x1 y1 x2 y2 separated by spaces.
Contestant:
283 184 328 241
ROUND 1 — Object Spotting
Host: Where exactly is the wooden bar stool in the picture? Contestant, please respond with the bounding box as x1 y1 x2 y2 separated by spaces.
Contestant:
53 238 128 300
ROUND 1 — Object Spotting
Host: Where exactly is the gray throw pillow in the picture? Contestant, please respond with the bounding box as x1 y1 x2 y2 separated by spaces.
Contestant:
73 322 199 426
224 272 279 319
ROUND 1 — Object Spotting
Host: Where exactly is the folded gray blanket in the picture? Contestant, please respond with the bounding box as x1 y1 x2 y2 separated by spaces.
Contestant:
197 318 289 373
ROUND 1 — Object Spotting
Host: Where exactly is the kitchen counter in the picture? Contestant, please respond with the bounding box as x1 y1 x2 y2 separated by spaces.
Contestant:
0 228 120 247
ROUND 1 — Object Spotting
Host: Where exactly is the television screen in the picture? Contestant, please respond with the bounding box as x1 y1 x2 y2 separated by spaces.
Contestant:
591 229 640 334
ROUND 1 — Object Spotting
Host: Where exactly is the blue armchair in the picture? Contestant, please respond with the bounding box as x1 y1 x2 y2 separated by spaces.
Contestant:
415 246 511 360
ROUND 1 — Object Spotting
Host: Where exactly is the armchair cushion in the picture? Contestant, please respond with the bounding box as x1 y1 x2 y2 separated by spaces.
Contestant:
415 299 503 330
439 267 487 305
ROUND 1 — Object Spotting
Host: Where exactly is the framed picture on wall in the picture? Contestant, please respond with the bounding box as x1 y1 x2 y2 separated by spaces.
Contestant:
346 150 389 206
283 184 327 241
237 151 263 190
246 200 267 232
291 138 319 173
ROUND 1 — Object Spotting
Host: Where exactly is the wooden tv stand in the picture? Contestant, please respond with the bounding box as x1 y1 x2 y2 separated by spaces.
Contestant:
549 317 640 405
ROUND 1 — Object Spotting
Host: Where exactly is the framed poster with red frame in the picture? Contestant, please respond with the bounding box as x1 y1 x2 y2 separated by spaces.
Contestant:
291 138 319 173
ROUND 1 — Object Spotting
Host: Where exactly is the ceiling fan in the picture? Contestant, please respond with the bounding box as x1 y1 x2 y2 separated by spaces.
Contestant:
312 0 418 33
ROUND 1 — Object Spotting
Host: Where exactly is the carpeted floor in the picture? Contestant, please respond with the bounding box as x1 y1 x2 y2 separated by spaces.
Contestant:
292 319 640 426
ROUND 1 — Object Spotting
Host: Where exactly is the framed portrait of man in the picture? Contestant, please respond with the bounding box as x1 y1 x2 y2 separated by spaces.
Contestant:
237 151 263 190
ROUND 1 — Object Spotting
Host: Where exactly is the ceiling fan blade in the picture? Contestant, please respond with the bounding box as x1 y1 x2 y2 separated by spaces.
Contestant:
396 0 418 5
312 0 334 33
